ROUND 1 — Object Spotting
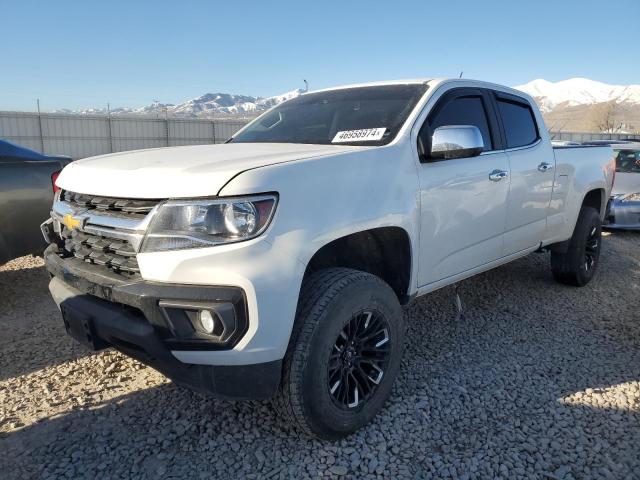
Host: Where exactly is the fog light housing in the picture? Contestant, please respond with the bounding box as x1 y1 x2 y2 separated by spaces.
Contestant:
199 310 215 334
159 299 245 349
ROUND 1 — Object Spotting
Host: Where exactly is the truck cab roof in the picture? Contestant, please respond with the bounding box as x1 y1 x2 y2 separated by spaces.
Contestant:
306 78 535 103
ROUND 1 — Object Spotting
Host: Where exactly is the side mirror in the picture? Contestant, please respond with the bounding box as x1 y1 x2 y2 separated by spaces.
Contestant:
429 125 484 160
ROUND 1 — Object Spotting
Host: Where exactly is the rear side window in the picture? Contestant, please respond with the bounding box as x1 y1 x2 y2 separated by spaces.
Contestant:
429 96 493 151
497 99 539 148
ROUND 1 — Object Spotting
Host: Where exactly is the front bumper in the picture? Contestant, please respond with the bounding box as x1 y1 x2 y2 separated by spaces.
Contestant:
605 198 640 230
44 245 282 399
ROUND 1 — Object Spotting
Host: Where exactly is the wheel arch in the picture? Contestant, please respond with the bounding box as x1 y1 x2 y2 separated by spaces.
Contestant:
302 226 413 304
548 187 606 254
581 187 606 219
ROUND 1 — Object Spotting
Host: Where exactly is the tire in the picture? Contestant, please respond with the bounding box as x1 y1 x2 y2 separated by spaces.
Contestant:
551 206 602 287
274 268 405 440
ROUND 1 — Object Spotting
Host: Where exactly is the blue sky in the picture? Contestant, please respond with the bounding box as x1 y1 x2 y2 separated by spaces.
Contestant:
1 0 638 111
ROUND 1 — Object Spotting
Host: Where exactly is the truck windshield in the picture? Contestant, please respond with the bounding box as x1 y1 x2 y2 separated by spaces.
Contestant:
230 84 427 146
615 149 640 173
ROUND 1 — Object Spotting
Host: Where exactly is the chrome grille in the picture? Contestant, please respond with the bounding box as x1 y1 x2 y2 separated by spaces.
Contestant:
54 191 163 277
61 227 140 274
61 190 159 217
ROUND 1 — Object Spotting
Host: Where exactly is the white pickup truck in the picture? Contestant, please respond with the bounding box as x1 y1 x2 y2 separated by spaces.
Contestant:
42 78 615 439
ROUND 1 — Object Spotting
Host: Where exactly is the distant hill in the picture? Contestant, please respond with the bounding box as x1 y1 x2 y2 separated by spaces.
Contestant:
514 78 640 134
55 89 304 118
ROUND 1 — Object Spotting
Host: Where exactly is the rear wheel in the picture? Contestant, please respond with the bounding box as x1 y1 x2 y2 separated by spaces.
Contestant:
551 206 602 286
274 268 404 440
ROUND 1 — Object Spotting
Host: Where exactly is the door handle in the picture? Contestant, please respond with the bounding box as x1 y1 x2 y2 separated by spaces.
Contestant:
489 169 508 182
538 162 553 172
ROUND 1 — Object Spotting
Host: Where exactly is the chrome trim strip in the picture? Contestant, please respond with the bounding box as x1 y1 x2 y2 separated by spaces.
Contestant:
478 139 542 156
52 201 151 230
479 149 505 157
503 138 542 153
51 200 78 217
86 214 144 231
83 226 146 250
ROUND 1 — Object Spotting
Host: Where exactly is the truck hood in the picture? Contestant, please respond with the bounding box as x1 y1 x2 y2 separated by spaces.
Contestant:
57 143 363 198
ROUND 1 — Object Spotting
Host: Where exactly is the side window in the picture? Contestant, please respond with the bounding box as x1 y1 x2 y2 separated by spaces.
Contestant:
428 95 494 152
496 98 539 148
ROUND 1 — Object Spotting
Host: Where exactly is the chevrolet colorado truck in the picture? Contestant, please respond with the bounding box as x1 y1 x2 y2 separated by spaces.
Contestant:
42 79 615 439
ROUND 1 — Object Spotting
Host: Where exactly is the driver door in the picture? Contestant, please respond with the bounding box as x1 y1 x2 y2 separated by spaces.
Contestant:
415 88 510 287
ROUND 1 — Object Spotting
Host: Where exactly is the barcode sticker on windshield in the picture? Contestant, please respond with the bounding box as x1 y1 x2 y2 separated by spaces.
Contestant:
332 128 386 143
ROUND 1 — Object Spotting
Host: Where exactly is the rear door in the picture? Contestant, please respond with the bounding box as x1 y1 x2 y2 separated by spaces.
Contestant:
493 92 555 255
414 87 510 286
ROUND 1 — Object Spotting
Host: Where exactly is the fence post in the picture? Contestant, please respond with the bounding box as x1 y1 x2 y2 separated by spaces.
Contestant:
37 99 45 153
212 118 217 144
164 108 170 147
107 103 114 153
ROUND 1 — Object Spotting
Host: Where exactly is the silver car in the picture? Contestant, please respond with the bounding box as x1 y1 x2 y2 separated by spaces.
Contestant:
606 143 640 230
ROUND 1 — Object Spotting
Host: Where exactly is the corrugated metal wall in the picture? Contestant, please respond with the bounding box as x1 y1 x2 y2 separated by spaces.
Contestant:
0 111 249 159
1 110 639 160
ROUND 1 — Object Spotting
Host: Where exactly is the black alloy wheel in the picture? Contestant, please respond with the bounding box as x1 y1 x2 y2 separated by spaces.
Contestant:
327 310 391 410
551 206 602 286
584 225 599 272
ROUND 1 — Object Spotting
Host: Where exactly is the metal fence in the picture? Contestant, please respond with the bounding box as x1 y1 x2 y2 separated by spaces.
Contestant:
1 110 639 160
0 111 250 159
549 131 640 142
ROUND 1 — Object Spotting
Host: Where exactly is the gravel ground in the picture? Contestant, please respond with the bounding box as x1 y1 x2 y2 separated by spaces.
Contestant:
1 231 639 479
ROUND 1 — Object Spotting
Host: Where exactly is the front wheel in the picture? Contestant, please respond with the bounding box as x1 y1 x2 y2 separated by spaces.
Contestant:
274 268 405 440
551 206 602 286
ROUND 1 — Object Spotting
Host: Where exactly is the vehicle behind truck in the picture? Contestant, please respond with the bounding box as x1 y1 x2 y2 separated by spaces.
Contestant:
41 78 614 439
0 140 71 265
605 142 640 229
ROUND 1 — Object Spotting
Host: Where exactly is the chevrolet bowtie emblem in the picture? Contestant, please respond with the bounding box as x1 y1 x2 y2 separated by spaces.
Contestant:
61 213 84 231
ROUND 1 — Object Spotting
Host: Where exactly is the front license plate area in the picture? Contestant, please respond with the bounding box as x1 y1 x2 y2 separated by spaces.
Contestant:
60 304 109 351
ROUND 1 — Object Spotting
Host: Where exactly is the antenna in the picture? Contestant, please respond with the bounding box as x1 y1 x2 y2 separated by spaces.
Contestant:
459 71 463 79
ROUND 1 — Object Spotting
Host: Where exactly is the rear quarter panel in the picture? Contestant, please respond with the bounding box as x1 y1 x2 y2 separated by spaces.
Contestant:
544 146 615 245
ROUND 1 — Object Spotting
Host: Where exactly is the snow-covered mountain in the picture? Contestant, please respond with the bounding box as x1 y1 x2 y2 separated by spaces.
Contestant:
57 88 305 118
54 78 640 129
515 78 640 113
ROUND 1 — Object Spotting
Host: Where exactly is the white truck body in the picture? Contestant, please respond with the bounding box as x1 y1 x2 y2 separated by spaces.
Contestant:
44 78 614 437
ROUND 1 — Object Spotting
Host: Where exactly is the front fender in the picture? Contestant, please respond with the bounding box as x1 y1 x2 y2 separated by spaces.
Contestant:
218 145 421 294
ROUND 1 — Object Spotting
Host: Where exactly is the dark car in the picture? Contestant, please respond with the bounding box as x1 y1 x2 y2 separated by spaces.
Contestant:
0 140 71 265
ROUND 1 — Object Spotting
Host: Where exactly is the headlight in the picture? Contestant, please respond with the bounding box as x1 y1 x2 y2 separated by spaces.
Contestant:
141 194 277 252
621 192 640 202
